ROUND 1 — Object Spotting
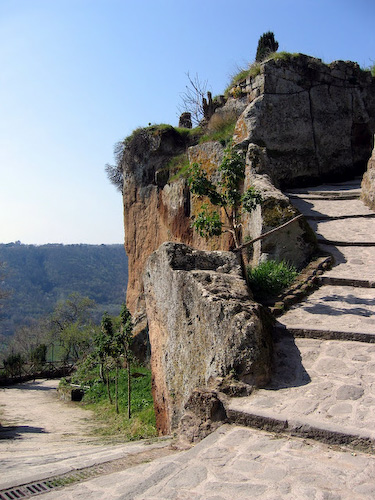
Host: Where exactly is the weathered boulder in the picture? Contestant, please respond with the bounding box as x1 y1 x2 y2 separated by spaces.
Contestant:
361 137 375 210
143 242 272 435
178 389 227 445
234 54 375 189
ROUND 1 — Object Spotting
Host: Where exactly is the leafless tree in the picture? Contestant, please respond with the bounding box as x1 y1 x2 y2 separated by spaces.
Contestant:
178 72 209 126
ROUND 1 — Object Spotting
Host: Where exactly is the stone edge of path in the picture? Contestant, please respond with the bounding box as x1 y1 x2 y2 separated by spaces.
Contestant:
226 408 375 454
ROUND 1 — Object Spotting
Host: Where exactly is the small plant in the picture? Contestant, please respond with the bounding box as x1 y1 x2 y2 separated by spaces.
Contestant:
247 259 298 301
167 152 191 181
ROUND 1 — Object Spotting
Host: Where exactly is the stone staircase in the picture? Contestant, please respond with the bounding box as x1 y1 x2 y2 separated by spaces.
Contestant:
228 178 375 452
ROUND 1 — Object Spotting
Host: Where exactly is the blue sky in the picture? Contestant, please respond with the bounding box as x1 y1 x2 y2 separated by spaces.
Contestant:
0 0 374 245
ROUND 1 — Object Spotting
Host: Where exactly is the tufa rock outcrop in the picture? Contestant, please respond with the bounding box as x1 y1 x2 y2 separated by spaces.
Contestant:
119 53 375 436
361 136 375 210
121 55 375 322
234 54 375 189
143 242 272 435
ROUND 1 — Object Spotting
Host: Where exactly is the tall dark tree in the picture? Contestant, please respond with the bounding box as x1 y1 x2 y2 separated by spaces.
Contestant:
255 32 279 62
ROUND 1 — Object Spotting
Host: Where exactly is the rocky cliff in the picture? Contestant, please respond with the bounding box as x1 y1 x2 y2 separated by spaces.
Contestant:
234 54 375 189
122 55 375 326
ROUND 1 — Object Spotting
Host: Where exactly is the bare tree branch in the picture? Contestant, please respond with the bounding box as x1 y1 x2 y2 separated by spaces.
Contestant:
178 72 208 126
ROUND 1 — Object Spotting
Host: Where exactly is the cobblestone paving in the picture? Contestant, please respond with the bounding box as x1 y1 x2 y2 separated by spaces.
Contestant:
229 338 375 440
319 245 375 282
43 426 375 500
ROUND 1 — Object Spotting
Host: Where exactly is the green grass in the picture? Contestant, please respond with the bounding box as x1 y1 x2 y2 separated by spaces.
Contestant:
247 259 298 302
264 51 300 63
167 152 191 181
224 62 262 97
68 365 157 441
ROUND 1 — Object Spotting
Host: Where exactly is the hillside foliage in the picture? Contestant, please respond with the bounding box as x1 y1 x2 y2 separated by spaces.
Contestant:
0 243 128 339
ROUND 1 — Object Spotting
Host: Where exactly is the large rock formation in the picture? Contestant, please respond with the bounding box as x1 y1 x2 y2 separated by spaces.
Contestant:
234 54 375 189
119 53 375 436
143 242 272 434
122 55 374 323
361 137 375 210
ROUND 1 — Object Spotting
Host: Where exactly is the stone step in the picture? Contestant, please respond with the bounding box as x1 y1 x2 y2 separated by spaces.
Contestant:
308 217 375 245
317 238 375 247
274 324 375 343
275 284 375 340
285 179 362 200
318 276 375 288
319 245 375 283
306 213 375 221
287 187 373 219
34 425 375 499
228 337 375 453
287 191 360 200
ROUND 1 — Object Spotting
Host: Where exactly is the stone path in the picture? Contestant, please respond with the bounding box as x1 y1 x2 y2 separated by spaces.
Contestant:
229 179 375 454
3 178 375 499
37 425 375 499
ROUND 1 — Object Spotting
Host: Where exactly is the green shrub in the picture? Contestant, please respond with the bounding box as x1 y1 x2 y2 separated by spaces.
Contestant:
247 259 297 301
3 353 24 377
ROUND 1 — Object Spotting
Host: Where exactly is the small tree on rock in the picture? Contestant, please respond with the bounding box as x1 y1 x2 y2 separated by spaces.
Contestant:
188 146 261 249
188 146 262 284
255 31 279 62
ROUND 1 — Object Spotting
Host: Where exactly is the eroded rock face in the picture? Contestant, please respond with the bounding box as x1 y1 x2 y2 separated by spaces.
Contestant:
122 131 231 324
143 242 272 435
361 138 375 210
234 55 375 189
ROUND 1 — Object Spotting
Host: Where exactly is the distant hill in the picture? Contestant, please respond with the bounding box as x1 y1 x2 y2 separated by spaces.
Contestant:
0 243 128 337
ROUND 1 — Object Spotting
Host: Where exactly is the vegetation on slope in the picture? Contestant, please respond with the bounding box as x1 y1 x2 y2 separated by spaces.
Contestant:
0 243 128 338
